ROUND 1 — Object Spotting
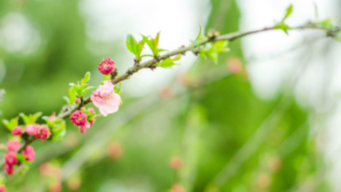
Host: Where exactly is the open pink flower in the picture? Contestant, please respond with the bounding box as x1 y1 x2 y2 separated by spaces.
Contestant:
5 151 17 166
98 58 115 75
7 140 20 152
70 111 87 126
25 124 39 135
91 81 122 117
12 126 22 136
35 125 50 140
24 145 35 161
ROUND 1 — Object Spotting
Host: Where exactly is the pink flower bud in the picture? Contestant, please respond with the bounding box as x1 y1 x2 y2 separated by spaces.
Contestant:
107 143 122 160
75 97 81 105
98 58 115 75
78 123 90 133
4 164 13 175
5 151 17 166
89 120 95 125
23 146 35 161
49 113 57 121
70 111 87 126
6 140 20 152
35 125 50 140
11 126 22 136
88 108 95 113
171 184 186 192
25 124 39 135
0 185 6 192
170 157 182 170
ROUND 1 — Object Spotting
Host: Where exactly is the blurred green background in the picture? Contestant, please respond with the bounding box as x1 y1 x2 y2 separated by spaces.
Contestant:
0 0 336 191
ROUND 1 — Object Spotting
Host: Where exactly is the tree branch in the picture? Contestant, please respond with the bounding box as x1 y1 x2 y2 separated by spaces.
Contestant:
0 22 337 174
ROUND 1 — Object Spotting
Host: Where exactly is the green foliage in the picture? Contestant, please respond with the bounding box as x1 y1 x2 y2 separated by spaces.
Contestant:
2 117 19 131
199 40 230 64
42 116 67 141
67 72 96 105
157 55 181 68
274 4 293 34
126 34 146 60
143 32 166 56
19 112 42 125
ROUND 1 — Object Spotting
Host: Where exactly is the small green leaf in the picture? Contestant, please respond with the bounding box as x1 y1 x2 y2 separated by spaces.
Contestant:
81 72 91 84
141 54 154 58
2 119 10 129
19 113 31 125
69 88 77 105
196 26 206 41
158 58 179 68
274 23 291 34
82 86 97 95
126 34 138 55
103 74 111 81
30 112 42 123
206 48 218 64
199 52 207 60
63 96 70 104
282 4 293 22
137 40 145 57
72 85 83 96
154 32 160 54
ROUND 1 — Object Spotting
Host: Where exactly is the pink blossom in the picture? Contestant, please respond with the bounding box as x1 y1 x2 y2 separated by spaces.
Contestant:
98 58 115 75
6 140 20 152
25 124 39 135
70 111 87 126
91 81 122 117
12 126 22 136
0 185 6 192
88 108 95 113
35 125 50 140
79 123 90 133
89 120 95 125
24 145 35 161
49 113 57 121
4 164 13 175
5 151 17 166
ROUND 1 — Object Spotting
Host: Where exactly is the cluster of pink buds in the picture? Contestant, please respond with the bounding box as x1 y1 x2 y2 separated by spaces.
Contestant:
25 124 50 140
3 139 35 175
98 58 115 75
70 108 96 133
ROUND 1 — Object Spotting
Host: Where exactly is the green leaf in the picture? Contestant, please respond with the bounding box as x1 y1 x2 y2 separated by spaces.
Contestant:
158 58 179 68
81 72 91 84
206 48 218 64
282 4 293 22
196 26 206 41
317 18 335 29
274 23 291 34
30 112 42 123
82 86 97 95
199 52 207 60
2 119 10 129
143 35 154 55
137 40 145 57
126 34 138 55
69 88 77 105
72 85 83 96
153 32 160 54
141 54 154 58
19 113 31 125
215 40 230 53
63 96 70 104
51 129 66 141
103 74 111 81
